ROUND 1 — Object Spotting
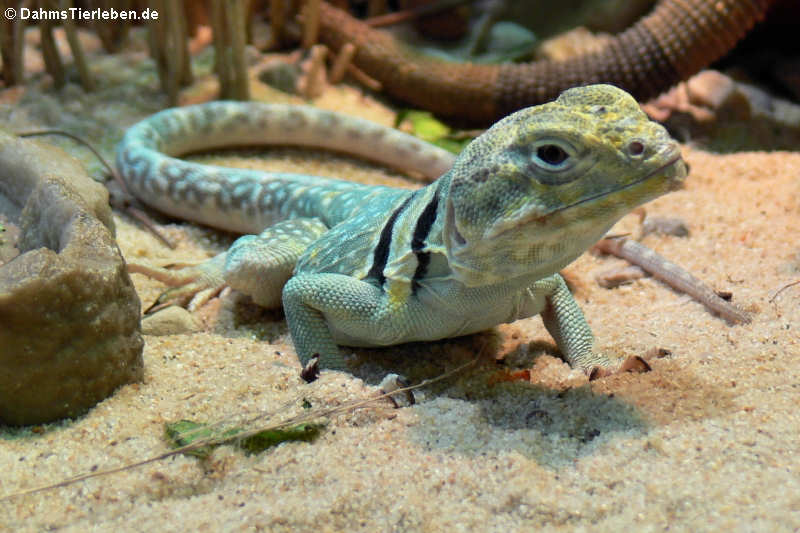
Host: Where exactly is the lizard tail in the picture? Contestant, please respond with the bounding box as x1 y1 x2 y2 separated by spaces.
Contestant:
317 0 776 124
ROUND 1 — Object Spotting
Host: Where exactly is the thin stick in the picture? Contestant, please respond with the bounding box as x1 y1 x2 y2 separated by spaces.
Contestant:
165 0 184 105
0 0 26 85
60 0 95 91
300 43 327 98
595 236 751 324
39 0 65 88
768 280 800 303
301 0 320 50
268 0 286 48
0 354 481 501
329 42 355 84
176 0 193 86
347 63 382 92
209 0 232 98
228 0 250 100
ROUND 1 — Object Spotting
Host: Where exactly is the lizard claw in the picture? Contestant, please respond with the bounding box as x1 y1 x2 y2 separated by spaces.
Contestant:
129 254 228 314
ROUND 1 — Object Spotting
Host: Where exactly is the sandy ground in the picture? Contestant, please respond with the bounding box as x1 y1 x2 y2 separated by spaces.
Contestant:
1 36 799 532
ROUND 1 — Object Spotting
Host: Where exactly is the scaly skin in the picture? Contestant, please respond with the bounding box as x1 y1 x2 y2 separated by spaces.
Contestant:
117 85 687 374
317 0 776 123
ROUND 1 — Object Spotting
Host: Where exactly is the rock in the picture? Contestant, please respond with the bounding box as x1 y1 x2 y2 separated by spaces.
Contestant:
0 130 143 426
142 306 202 336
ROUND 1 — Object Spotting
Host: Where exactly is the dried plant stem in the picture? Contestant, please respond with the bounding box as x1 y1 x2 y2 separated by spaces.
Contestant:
209 0 249 100
299 43 327 98
769 280 800 303
39 0 65 88
208 0 231 97
268 0 286 48
148 0 169 94
0 0 26 86
228 0 250 100
301 0 320 49
164 0 188 103
0 355 480 501
329 42 355 83
149 0 193 105
94 0 130 52
60 0 95 90
347 63 382 92
595 237 751 324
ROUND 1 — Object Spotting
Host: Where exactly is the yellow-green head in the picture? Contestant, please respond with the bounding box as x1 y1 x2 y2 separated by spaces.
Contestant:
443 84 687 285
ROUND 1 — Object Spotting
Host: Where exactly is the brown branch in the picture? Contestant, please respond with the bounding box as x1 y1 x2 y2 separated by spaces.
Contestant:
594 236 751 324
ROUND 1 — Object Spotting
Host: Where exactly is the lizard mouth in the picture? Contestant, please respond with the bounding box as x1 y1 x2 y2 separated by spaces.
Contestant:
549 152 686 216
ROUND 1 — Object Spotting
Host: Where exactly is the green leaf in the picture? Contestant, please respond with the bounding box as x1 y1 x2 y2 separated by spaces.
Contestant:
398 110 451 143
396 110 474 154
237 424 322 454
165 419 323 459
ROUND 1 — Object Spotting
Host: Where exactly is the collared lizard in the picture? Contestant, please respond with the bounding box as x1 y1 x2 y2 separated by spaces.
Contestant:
117 84 686 375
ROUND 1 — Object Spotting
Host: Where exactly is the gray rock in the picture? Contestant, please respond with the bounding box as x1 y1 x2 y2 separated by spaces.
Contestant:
0 130 143 426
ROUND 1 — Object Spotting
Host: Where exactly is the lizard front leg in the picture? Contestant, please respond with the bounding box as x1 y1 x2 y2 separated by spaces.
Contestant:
532 274 613 373
282 273 395 371
132 218 328 309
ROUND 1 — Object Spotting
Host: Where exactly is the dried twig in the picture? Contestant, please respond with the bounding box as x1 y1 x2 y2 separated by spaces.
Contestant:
268 0 286 48
768 280 800 303
60 0 95 90
0 354 481 501
594 236 751 324
301 0 321 49
228 0 250 100
39 0 65 88
210 0 249 100
329 42 355 84
0 0 26 85
298 44 327 98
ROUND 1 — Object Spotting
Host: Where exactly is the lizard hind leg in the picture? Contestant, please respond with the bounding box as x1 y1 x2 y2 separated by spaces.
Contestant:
130 218 329 311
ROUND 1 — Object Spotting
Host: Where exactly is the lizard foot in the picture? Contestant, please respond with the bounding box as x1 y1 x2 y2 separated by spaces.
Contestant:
128 254 227 314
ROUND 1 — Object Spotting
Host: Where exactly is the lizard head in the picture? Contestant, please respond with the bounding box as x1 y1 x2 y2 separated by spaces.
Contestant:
443 84 687 286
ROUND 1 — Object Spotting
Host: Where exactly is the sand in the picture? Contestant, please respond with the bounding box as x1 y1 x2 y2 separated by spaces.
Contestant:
1 39 799 532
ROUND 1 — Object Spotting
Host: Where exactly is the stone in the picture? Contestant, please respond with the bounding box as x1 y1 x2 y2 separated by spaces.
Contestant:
0 130 143 425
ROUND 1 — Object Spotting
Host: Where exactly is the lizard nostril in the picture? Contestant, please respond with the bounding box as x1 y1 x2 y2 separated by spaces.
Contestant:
628 140 645 157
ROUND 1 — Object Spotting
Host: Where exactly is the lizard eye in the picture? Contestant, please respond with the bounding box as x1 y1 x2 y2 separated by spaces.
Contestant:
530 140 575 172
537 144 568 166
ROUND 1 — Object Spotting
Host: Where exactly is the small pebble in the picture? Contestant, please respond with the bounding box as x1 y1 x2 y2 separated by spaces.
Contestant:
141 306 202 335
